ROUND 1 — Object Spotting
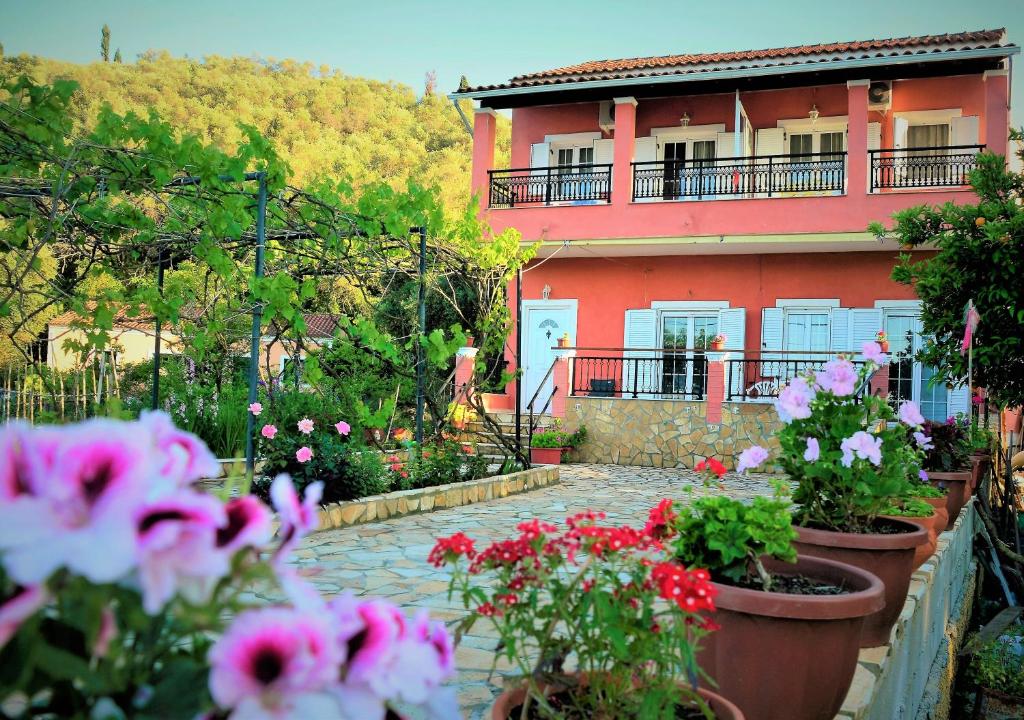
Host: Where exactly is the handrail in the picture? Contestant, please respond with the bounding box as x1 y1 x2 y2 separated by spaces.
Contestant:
524 357 559 412
632 150 847 164
557 346 846 355
489 163 614 174
868 144 986 153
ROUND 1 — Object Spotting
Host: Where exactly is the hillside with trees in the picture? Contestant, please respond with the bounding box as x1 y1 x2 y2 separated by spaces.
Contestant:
0 50 510 210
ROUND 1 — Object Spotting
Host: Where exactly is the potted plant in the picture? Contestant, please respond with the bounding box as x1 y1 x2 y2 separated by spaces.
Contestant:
530 427 566 465
880 496 940 569
430 514 744 719
741 348 929 647
875 330 889 352
966 415 995 490
656 473 885 720
966 620 1024 718
710 332 727 351
921 416 973 523
906 480 949 541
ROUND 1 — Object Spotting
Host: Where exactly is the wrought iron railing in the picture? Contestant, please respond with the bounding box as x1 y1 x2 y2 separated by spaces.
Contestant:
869 145 984 192
632 152 846 200
725 355 868 401
488 164 612 208
571 353 712 400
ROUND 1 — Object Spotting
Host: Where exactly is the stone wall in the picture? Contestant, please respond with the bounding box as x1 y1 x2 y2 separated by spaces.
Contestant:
564 396 782 469
312 465 560 532
837 501 978 720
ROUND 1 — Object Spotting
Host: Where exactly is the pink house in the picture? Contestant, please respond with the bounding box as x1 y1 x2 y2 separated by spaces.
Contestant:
452 30 1017 465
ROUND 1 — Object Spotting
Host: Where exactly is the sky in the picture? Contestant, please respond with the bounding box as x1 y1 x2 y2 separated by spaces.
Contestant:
1 0 1023 128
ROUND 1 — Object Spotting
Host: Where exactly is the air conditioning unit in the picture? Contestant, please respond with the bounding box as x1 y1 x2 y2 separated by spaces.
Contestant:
867 81 892 111
598 101 615 132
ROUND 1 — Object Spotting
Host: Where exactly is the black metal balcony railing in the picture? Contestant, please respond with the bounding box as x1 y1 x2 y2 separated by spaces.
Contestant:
725 355 868 401
869 145 984 192
632 152 846 201
571 353 712 400
488 164 612 208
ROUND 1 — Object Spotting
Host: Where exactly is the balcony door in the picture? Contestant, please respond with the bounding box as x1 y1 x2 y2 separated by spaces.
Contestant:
553 145 595 201
883 311 952 422
660 313 717 399
906 123 951 185
662 140 716 199
787 130 844 189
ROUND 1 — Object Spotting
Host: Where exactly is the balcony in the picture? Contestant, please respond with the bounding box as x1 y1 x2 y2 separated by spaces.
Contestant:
869 145 985 192
487 164 612 208
632 152 846 201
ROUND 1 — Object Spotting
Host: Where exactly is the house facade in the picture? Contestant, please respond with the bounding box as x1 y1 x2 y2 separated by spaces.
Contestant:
453 30 1017 466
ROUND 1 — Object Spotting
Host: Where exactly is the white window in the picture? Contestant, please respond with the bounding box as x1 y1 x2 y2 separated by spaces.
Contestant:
659 312 719 399
783 311 830 353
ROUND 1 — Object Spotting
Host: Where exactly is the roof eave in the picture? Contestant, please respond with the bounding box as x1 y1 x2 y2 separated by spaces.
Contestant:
448 46 1019 102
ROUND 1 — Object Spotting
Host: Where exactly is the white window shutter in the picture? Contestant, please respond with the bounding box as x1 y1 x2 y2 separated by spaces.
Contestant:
867 122 882 151
761 308 784 377
830 308 850 354
634 136 657 163
716 132 739 160
849 309 883 359
622 309 657 398
951 116 979 146
719 308 746 398
530 142 551 168
593 138 614 166
755 128 785 156
893 118 909 149
947 381 970 418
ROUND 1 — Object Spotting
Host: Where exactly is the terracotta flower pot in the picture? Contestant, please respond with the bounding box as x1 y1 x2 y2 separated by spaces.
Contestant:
928 470 971 529
710 340 725 351
1002 406 1023 434
699 555 884 720
921 496 949 537
881 508 938 570
792 519 929 647
529 447 564 465
878 340 890 352
490 679 744 720
970 452 990 490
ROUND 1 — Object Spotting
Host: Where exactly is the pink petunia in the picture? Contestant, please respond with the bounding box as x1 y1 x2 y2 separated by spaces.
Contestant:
208 606 343 719
776 376 815 423
898 400 926 428
335 421 351 436
862 341 887 365
815 358 858 397
736 445 769 474
261 424 278 440
133 489 229 613
840 431 883 468
295 446 313 463
248 402 263 416
139 410 220 486
0 584 48 649
297 418 314 435
92 606 117 658
0 419 151 585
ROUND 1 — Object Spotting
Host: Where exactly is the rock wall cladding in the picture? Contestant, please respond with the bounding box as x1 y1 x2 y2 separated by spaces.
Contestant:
566 397 782 469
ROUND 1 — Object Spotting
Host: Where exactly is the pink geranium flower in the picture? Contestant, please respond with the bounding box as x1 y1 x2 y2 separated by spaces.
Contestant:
297 418 314 435
92 606 117 659
248 402 263 416
898 400 925 428
270 475 322 561
0 419 151 585
862 341 887 365
134 490 229 613
840 431 883 467
295 446 313 463
776 376 815 423
216 496 273 554
0 422 60 501
335 420 351 436
261 424 278 440
208 607 343 719
0 584 48 649
803 437 820 462
815 358 858 397
139 410 220 486
736 445 769 474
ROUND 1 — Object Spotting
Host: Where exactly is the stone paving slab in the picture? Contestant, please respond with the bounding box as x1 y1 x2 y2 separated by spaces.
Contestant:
292 463 776 719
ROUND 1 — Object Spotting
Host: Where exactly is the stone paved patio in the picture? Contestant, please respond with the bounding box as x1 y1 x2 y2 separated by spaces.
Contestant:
291 463 776 719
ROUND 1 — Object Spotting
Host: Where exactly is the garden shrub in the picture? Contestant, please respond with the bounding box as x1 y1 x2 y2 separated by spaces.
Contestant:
920 417 971 472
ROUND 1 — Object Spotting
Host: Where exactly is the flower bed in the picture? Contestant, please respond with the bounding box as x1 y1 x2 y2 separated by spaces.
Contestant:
312 465 560 531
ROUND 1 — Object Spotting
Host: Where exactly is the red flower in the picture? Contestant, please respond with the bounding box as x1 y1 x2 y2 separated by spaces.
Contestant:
650 561 717 614
643 499 677 540
696 458 727 478
428 531 477 567
477 602 499 617
389 462 402 472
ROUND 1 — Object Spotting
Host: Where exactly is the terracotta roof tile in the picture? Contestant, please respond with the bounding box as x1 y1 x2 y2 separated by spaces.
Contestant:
459 29 1010 93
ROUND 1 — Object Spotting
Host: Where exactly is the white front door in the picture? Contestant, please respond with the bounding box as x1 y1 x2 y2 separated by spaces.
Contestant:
522 301 577 413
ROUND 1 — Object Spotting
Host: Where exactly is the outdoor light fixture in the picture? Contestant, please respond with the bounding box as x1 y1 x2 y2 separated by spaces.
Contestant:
542 284 551 300
680 112 691 127
809 104 819 123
